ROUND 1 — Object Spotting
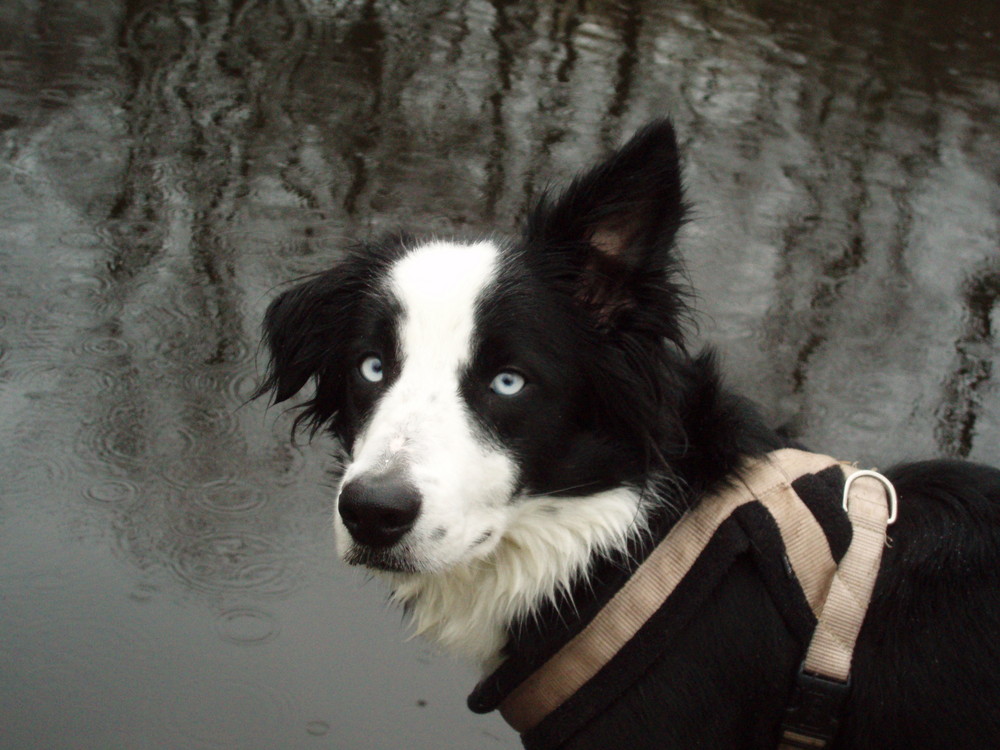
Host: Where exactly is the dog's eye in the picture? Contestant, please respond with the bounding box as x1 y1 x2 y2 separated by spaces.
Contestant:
490 370 525 396
359 355 384 383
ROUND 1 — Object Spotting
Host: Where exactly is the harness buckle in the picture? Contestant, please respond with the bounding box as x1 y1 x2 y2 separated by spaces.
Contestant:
842 469 898 525
778 665 851 749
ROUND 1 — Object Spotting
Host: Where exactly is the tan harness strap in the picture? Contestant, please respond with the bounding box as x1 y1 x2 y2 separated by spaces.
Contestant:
778 470 896 750
500 449 843 734
802 471 893 680
759 449 848 615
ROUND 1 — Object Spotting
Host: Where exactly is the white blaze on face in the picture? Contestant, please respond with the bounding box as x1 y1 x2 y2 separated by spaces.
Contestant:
336 240 519 570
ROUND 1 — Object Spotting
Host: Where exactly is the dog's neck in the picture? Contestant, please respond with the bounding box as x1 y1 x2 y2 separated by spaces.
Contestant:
388 485 651 669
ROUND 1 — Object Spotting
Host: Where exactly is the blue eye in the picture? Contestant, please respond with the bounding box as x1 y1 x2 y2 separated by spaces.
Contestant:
359 355 384 383
490 370 525 396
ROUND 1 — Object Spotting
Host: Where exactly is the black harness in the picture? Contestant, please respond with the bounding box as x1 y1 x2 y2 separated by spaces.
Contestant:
469 450 896 750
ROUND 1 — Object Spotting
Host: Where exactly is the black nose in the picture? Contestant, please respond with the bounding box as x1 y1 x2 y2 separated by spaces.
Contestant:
338 472 421 548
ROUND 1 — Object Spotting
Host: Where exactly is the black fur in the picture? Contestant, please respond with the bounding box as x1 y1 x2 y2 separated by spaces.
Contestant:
255 233 411 443
257 119 1000 748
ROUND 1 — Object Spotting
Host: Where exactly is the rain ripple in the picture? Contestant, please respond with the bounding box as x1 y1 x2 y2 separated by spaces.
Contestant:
176 402 240 442
83 477 141 507
75 331 133 358
41 270 118 321
191 479 267 515
214 607 280 646
74 405 157 468
162 454 234 488
7 422 78 488
178 366 259 404
168 532 301 596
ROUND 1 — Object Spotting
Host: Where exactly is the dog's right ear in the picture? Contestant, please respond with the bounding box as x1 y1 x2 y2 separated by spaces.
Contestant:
256 275 336 404
255 236 410 437
253 266 363 436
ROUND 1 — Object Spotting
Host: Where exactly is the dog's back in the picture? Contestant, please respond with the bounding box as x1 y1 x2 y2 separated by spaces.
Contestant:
843 460 1000 748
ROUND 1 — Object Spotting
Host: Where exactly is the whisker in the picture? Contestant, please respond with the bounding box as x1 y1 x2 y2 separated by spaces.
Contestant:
519 480 606 499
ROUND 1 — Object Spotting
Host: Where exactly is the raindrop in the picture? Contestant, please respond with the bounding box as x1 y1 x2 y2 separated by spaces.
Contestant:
128 582 159 603
305 720 330 737
215 608 280 646
76 333 132 357
83 478 140 506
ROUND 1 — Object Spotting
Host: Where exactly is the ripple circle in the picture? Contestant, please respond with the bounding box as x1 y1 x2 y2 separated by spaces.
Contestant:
214 608 280 646
170 532 299 596
193 479 267 514
83 478 140 506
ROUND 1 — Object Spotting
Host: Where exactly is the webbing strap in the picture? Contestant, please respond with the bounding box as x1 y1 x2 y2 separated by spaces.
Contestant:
777 470 894 749
499 449 843 734
803 471 892 679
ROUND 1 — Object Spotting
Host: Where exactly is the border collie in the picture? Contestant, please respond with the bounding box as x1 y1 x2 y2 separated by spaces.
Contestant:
255 121 1000 749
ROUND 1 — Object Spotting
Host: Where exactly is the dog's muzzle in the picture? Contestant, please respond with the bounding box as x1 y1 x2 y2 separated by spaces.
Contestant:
338 468 422 549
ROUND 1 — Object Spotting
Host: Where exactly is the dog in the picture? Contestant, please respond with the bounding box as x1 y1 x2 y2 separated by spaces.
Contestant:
255 120 1000 749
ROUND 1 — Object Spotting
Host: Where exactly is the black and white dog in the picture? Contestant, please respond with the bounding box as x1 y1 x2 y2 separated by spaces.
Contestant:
256 121 1000 749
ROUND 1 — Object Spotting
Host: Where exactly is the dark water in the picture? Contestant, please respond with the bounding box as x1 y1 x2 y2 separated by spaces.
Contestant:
1 1 997 748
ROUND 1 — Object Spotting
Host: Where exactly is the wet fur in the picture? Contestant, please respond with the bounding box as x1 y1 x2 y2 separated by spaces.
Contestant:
256 121 1000 748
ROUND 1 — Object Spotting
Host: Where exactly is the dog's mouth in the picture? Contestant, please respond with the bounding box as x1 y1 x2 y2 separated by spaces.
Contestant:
343 543 420 574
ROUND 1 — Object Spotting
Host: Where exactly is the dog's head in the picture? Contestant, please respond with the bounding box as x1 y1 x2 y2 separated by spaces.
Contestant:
256 121 688 574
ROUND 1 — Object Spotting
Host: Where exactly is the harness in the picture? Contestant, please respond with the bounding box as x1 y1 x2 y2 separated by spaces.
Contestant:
471 449 898 749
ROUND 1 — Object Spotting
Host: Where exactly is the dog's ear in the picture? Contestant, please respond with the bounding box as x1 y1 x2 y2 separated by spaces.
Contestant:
524 119 688 339
256 277 330 404
254 268 360 435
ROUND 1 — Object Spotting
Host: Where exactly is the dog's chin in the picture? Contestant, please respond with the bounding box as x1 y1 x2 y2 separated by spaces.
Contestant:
342 541 494 576
343 544 421 574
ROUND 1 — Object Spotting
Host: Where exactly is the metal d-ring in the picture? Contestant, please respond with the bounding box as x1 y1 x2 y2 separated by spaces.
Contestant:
843 469 898 525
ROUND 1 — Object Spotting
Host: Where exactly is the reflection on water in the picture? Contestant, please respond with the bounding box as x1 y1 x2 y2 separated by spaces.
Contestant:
0 0 997 747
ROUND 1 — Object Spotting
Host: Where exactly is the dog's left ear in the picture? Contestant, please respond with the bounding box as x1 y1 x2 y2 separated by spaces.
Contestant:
524 119 687 338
